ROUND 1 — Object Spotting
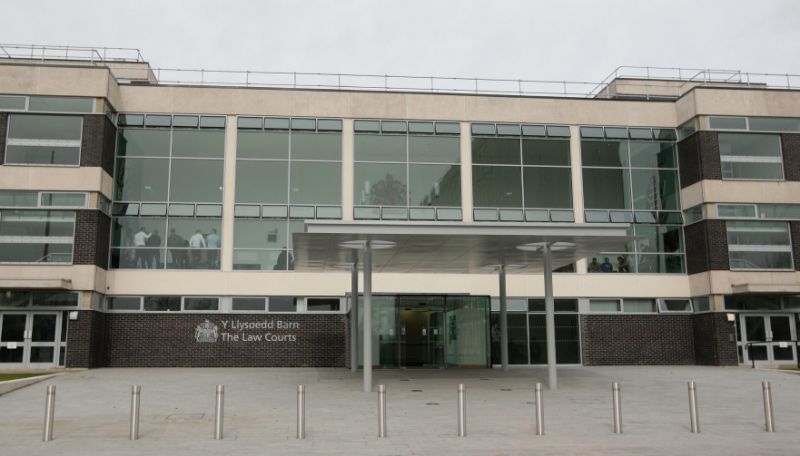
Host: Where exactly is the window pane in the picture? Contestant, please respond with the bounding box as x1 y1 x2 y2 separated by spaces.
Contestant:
269 296 297 312
581 140 628 167
234 219 288 249
718 204 756 218
117 129 170 157
291 132 342 160
408 164 461 207
183 297 219 311
729 251 793 270
172 130 225 158
472 166 522 208
719 133 782 157
661 299 692 312
629 142 676 168
165 218 222 270
721 162 784 180
523 167 572 208
354 163 407 206
233 249 291 270
111 217 167 247
235 160 288 204
582 168 631 209
630 169 679 210
0 210 74 236
169 159 224 202
624 299 656 313
8 115 82 140
114 158 169 201
0 95 26 110
107 297 141 311
236 131 289 159
472 138 519 165
727 221 790 246
143 296 181 311
40 193 86 207
709 117 747 130
0 191 38 207
354 134 406 162
29 96 94 112
232 297 266 311
307 298 340 311
0 243 72 263
589 300 620 312
522 139 570 166
408 136 460 163
5 146 80 165
749 117 800 132
289 161 341 205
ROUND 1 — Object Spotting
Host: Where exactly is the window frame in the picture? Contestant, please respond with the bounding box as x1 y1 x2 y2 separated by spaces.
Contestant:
4 114 84 167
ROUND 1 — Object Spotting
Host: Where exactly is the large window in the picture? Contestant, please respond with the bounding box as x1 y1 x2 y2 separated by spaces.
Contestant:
471 123 572 222
111 114 225 269
4 114 83 165
234 117 342 270
726 221 793 270
0 210 75 264
354 120 461 221
718 133 784 180
582 126 684 274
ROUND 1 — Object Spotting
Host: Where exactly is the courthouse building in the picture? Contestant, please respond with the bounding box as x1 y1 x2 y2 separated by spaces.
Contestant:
1 45 799 378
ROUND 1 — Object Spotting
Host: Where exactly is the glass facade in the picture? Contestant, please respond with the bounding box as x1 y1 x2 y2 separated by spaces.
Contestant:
354 120 461 221
471 123 573 222
234 117 342 270
111 115 225 269
581 127 684 274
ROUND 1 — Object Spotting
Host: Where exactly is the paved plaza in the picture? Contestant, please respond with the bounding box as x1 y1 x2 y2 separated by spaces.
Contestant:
0 366 798 455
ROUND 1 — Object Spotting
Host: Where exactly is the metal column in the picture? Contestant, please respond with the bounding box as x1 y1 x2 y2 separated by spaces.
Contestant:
499 264 508 371
363 240 373 393
543 244 557 390
350 254 359 373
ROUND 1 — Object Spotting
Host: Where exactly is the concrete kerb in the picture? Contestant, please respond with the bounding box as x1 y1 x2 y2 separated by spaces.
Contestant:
0 373 60 396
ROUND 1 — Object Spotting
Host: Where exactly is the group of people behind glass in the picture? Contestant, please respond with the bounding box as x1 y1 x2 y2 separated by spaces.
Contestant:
133 227 220 269
588 243 652 273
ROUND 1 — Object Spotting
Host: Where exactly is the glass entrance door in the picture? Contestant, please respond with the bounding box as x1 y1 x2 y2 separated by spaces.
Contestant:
741 314 797 367
0 312 62 368
397 296 445 368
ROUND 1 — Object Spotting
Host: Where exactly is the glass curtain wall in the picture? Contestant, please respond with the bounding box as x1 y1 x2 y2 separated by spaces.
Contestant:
233 117 342 270
581 127 685 273
471 123 573 222
111 114 225 269
353 120 462 221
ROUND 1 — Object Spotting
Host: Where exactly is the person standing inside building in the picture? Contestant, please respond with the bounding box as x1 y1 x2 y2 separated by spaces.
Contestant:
600 257 614 273
206 228 220 268
146 229 162 268
189 229 207 268
167 228 185 268
588 257 601 273
133 227 151 269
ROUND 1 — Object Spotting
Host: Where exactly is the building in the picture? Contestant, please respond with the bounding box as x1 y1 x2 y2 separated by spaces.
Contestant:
1 45 799 379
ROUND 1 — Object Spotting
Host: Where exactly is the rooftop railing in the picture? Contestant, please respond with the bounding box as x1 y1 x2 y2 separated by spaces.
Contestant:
1 44 798 99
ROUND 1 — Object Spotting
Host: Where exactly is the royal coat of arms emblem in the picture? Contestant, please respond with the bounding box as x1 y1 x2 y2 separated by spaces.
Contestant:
195 319 219 343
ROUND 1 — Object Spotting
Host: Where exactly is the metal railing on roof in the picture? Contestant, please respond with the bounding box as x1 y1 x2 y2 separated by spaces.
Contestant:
0 43 144 64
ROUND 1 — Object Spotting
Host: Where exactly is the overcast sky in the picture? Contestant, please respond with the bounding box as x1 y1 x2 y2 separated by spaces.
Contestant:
3 0 799 84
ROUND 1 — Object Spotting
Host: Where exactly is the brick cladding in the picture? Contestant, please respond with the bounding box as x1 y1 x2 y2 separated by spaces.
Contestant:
73 210 111 268
684 220 729 274
100 313 347 367
65 310 106 368
0 112 7 164
80 114 116 175
581 314 696 365
791 221 800 271
782 134 800 181
677 131 721 188
692 313 738 366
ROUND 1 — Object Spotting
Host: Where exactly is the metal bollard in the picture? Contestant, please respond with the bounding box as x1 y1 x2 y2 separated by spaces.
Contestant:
214 385 224 440
612 382 622 434
42 385 56 442
377 384 387 438
762 381 775 432
534 382 544 436
457 384 467 437
687 381 700 433
297 384 306 439
130 385 141 440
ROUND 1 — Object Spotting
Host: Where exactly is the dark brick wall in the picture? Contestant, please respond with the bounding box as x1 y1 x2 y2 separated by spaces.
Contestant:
783 134 800 181
692 313 738 366
101 313 347 367
684 220 730 274
677 131 721 188
65 310 106 368
581 314 695 365
80 114 116 176
791 221 800 271
73 210 111 268
0 112 7 164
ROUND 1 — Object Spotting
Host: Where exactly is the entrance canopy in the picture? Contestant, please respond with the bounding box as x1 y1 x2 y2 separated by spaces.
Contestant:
293 220 631 273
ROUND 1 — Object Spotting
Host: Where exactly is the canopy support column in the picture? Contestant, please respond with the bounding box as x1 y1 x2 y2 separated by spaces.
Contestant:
543 244 557 390
363 240 373 393
350 253 358 373
499 264 508 371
